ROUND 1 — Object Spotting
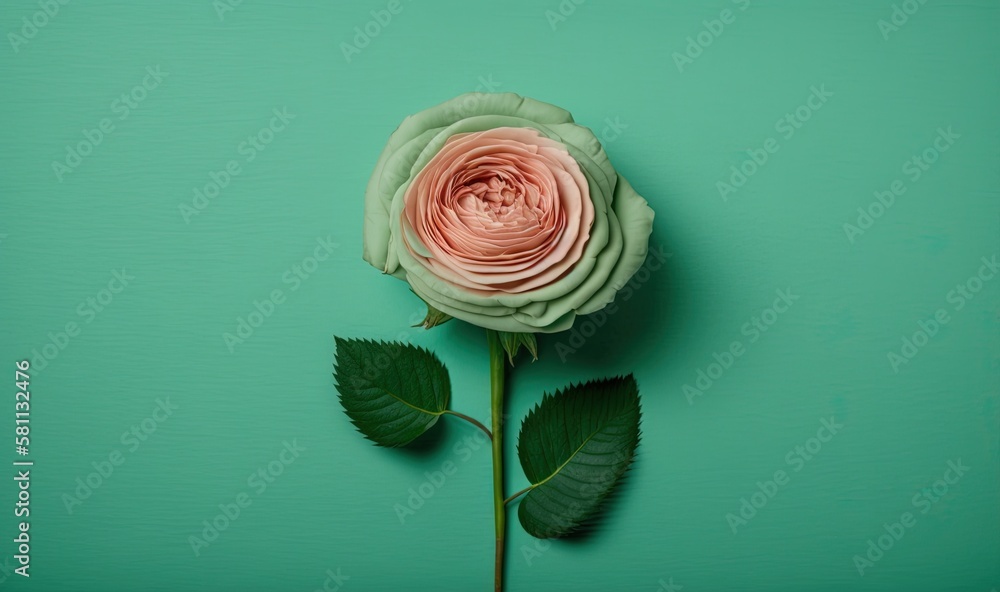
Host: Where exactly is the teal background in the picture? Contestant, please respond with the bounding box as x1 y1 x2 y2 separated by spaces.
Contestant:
1 0 998 590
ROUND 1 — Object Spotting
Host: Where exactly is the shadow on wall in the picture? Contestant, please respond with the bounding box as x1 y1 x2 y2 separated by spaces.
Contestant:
557 209 696 378
539 228 681 372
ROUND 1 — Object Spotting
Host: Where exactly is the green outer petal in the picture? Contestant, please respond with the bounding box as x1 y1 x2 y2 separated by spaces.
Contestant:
546 122 618 198
379 127 441 274
577 175 655 315
408 268 579 333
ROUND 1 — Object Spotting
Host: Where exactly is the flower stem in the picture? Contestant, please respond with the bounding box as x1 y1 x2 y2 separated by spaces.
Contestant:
487 330 506 592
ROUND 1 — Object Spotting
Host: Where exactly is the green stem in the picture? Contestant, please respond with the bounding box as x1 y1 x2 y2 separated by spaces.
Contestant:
488 330 506 592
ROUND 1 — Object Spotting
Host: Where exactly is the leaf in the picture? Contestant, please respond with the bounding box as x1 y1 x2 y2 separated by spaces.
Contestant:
333 337 450 447
497 331 538 365
516 375 641 538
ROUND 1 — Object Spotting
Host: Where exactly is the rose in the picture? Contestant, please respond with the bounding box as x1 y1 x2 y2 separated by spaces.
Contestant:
362 93 654 333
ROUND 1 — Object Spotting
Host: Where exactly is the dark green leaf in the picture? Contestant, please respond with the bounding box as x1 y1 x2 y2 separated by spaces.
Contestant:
516 375 641 538
497 331 538 365
333 337 450 447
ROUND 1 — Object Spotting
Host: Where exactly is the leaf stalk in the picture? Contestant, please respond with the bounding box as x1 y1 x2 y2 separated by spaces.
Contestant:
443 410 492 441
503 485 532 507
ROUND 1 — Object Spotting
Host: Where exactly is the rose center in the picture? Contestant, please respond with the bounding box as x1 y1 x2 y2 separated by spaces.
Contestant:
454 173 541 226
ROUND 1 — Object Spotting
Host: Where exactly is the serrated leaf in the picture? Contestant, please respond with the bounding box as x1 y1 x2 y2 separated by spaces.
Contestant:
497 331 538 365
516 375 641 538
333 337 450 447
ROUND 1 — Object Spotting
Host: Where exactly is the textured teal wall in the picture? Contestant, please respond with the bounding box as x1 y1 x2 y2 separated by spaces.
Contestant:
0 1 998 590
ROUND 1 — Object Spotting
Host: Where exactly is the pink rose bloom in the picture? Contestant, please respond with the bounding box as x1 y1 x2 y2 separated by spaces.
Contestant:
363 93 655 333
